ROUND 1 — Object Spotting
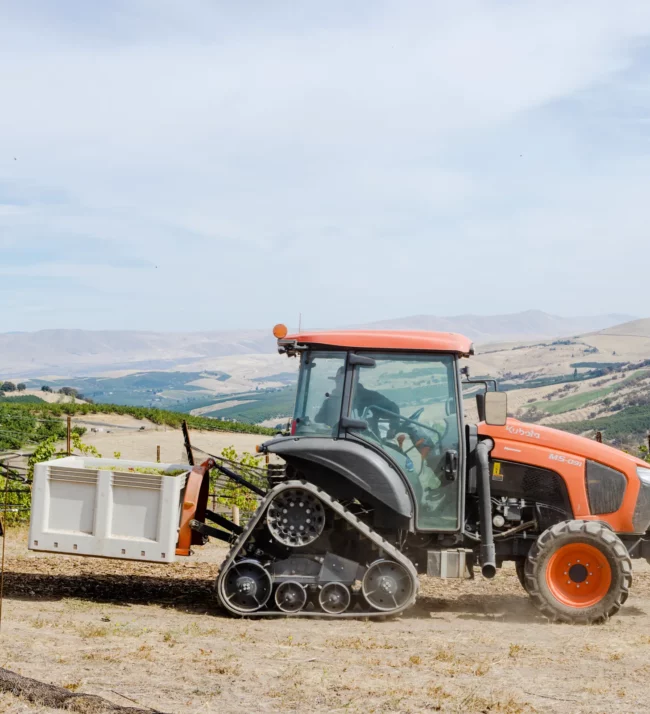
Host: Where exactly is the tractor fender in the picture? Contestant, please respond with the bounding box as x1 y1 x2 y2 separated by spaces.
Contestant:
263 436 413 520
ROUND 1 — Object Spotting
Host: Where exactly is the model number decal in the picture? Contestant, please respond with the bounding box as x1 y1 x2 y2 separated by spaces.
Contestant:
549 453 583 467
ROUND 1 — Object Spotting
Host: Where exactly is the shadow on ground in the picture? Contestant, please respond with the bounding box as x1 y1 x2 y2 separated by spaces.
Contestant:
1 570 569 623
3 571 219 614
411 594 546 623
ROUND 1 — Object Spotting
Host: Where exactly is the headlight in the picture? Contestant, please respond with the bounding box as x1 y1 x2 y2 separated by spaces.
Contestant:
637 467 650 486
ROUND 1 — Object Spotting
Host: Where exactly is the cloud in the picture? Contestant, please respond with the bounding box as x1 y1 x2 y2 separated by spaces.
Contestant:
1 1 650 330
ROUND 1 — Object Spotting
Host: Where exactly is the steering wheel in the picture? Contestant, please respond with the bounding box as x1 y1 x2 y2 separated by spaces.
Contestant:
402 408 444 447
358 405 444 453
356 406 388 442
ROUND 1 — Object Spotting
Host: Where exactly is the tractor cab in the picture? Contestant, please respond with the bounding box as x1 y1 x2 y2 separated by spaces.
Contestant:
266 326 505 534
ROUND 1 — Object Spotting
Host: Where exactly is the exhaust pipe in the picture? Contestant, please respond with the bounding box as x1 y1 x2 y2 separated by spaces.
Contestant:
476 438 496 579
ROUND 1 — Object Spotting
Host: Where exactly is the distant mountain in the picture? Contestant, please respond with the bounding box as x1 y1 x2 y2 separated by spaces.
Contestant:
0 311 639 376
0 329 276 376
359 310 637 344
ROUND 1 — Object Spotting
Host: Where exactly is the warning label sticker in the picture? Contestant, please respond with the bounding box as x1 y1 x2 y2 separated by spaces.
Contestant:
492 461 504 481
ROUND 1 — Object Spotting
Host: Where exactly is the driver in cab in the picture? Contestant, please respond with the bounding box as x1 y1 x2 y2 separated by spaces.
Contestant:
315 366 401 436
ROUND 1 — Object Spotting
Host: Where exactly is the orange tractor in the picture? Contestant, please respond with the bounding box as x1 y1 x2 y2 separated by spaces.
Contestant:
213 327 648 622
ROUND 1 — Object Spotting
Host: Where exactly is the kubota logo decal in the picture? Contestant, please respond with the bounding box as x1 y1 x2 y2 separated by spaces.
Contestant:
506 425 541 439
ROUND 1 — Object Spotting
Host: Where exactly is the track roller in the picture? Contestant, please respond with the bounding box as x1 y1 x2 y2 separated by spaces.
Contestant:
319 582 351 614
275 581 307 613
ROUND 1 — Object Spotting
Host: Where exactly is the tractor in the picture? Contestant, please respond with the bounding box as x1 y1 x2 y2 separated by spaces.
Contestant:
214 326 650 622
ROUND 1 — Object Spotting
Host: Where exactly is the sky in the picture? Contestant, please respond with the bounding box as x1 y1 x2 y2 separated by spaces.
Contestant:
2 1 650 332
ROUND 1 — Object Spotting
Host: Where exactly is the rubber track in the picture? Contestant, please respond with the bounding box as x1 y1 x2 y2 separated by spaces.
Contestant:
523 519 632 624
216 480 419 618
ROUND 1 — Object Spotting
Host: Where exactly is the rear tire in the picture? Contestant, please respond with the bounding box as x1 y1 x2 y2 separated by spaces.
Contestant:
524 520 631 624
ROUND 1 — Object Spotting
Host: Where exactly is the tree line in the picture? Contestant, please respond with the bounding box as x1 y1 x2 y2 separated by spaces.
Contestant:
0 382 94 402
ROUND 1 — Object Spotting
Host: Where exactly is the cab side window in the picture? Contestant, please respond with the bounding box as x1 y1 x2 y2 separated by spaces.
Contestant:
349 353 461 531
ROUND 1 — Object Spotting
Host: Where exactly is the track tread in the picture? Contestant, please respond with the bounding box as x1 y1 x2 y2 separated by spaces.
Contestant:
523 519 632 624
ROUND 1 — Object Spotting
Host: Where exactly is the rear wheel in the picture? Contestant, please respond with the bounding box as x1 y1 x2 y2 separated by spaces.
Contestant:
524 520 631 624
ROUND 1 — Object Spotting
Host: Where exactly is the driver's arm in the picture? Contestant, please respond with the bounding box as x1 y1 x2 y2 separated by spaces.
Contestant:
382 397 401 437
315 396 333 424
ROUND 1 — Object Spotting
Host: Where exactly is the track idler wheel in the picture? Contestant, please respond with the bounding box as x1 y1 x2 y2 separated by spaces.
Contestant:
319 582 351 614
267 487 326 547
362 559 414 612
275 581 307 613
222 560 272 614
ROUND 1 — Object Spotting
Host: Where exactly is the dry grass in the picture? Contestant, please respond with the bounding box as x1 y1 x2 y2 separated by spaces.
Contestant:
1 535 650 713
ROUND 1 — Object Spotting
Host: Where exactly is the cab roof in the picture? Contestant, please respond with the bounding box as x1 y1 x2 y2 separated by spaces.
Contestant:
280 330 474 356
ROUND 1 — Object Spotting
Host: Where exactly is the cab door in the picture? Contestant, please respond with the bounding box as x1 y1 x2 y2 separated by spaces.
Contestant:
343 352 463 531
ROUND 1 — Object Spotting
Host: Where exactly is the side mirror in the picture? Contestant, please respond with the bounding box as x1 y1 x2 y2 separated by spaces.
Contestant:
484 391 508 426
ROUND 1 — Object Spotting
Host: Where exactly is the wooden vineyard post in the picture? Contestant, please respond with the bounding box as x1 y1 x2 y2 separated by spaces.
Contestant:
0 462 9 633
232 505 240 526
156 445 161 463
66 415 72 455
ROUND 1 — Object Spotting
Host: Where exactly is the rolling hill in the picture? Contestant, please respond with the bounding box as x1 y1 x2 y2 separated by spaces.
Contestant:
0 329 278 376
360 310 635 343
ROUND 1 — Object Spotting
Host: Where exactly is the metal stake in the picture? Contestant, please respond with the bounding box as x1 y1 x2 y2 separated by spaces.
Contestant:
0 463 9 633
181 420 195 466
66 415 72 455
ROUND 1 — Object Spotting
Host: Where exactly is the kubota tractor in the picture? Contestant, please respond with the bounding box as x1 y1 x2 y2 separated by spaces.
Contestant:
214 326 650 622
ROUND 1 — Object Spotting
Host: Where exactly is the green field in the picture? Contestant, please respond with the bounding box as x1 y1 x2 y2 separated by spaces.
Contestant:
559 406 650 442
532 385 616 415
202 388 297 424
0 401 274 449
501 367 618 392
532 370 650 416
26 371 229 409
0 395 44 404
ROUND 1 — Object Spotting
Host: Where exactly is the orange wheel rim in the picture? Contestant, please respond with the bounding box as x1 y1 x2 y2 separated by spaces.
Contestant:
546 543 611 608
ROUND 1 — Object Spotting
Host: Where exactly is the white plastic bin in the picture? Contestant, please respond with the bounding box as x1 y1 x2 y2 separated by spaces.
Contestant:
29 456 190 563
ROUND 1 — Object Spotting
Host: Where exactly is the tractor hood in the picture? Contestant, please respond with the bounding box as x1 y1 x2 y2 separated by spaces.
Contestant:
478 418 649 470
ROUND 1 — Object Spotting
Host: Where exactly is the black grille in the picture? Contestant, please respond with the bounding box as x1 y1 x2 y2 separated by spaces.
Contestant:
633 479 650 533
586 460 626 515
521 466 570 510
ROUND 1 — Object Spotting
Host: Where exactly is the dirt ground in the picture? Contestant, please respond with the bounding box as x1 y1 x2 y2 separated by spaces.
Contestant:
0 531 649 714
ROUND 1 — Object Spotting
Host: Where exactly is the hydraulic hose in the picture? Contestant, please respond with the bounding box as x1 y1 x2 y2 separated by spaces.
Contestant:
476 438 497 578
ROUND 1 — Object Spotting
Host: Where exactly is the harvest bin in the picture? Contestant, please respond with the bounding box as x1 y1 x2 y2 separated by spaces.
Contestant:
29 457 191 563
